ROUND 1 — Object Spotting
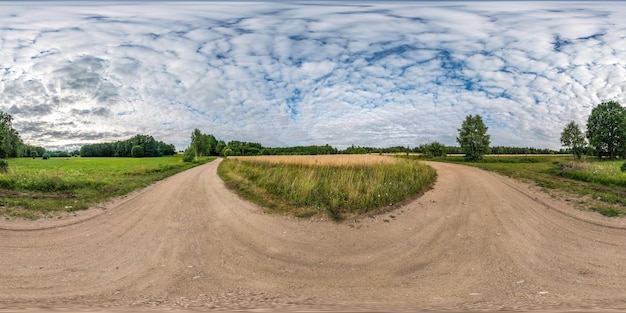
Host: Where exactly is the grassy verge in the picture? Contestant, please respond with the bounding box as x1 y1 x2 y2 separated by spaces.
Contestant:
419 155 626 217
218 155 436 220
0 155 214 219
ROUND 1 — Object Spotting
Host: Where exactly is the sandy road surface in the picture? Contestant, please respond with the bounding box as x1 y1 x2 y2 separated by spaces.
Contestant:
1 159 625 312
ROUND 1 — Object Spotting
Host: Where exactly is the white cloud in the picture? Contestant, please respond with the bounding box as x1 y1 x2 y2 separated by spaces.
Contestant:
0 2 625 151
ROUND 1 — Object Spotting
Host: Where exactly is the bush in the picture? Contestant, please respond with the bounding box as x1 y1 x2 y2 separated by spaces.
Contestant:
182 147 195 162
222 148 233 157
131 145 144 158
182 153 194 163
0 160 8 173
422 142 447 158
621 161 626 172
42 153 50 160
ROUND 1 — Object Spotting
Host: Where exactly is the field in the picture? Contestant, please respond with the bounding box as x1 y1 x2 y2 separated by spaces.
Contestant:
218 154 436 220
426 155 626 217
0 155 214 219
230 154 400 165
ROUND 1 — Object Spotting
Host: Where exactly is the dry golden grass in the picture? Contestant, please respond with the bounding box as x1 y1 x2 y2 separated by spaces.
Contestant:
230 154 399 166
219 154 436 220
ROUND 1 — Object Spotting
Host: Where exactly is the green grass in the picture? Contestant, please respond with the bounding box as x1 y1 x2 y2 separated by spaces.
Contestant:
555 160 626 188
420 155 626 217
218 157 436 221
0 155 214 219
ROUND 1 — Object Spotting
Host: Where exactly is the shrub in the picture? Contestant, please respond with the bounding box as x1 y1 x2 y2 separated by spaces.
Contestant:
182 147 195 162
222 148 233 157
422 142 447 158
621 161 626 172
42 153 50 160
0 160 8 173
131 145 144 158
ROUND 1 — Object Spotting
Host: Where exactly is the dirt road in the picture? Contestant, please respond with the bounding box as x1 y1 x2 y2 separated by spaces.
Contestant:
1 159 625 312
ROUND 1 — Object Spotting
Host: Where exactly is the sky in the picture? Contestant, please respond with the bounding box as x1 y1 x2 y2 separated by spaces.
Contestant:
1 1 625 151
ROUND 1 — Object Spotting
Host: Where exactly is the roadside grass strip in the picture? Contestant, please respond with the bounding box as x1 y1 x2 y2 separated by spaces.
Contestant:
0 156 214 219
428 155 626 217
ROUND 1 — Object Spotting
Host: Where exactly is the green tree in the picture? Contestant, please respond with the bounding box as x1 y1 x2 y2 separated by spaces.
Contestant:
222 147 233 157
0 111 25 158
422 142 447 158
131 145 144 158
205 134 217 155
457 114 490 161
560 121 586 159
190 129 206 160
586 101 626 159
215 140 226 156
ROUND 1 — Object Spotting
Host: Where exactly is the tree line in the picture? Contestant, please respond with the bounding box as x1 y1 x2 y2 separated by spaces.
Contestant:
184 129 426 161
416 143 561 157
79 134 176 157
183 129 339 161
184 127 564 163
561 101 626 159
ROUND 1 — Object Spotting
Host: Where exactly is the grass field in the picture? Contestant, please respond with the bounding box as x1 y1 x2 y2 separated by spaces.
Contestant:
424 155 626 217
218 155 436 220
0 155 214 219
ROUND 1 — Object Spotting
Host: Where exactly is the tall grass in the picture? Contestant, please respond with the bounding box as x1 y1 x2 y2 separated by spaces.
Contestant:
0 156 214 219
218 155 436 220
556 160 626 188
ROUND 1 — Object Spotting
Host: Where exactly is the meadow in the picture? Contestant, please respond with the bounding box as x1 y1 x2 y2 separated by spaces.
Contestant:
0 155 214 219
424 155 626 217
218 154 436 220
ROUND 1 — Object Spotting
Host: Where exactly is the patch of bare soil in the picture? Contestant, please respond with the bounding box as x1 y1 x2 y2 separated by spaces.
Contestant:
0 160 625 312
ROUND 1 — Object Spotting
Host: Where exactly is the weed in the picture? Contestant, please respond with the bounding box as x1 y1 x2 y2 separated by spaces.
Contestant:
326 206 343 221
595 206 621 217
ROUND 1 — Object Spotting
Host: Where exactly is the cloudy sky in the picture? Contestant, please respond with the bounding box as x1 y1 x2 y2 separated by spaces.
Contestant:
1 1 625 151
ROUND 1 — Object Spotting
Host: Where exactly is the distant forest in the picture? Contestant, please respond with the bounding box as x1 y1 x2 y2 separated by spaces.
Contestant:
79 134 176 157
183 129 565 159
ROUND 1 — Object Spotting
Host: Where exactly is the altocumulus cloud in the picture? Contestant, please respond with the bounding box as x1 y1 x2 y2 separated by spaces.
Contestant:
1 1 625 150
